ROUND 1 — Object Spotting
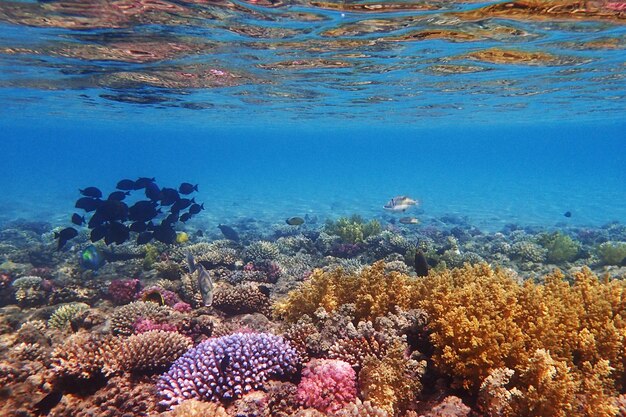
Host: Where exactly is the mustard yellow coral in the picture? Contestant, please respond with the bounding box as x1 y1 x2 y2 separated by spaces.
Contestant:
273 261 417 322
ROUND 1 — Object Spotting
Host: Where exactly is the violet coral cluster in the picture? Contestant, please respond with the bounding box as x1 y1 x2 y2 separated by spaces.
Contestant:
157 332 300 408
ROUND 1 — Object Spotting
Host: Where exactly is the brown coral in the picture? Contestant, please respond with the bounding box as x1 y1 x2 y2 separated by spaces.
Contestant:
212 283 271 315
159 399 229 417
117 330 192 373
110 300 175 336
50 332 118 380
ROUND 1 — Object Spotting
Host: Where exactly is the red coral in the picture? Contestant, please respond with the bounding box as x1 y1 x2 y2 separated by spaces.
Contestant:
132 318 177 334
296 359 357 413
108 279 141 305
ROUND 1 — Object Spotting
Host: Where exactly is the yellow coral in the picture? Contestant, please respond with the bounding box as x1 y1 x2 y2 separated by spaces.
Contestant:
273 261 417 322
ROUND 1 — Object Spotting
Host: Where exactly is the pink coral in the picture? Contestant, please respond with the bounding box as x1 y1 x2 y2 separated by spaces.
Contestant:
172 301 192 312
108 278 141 305
133 318 178 334
297 359 357 413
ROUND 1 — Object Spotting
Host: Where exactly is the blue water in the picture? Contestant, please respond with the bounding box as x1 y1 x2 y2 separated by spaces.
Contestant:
0 0 625 232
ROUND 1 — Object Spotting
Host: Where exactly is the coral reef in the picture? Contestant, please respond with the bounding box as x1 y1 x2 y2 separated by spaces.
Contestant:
108 278 142 305
244 240 280 262
117 330 192 374
157 332 300 407
597 241 626 266
324 215 382 244
48 302 90 329
212 283 271 315
110 301 175 336
537 232 580 264
296 359 357 413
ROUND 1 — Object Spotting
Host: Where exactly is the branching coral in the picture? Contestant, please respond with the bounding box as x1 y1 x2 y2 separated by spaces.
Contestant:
51 332 118 379
212 283 271 315
244 240 280 262
296 359 357 413
597 241 626 266
110 301 175 336
537 231 580 264
273 261 417 322
324 215 381 244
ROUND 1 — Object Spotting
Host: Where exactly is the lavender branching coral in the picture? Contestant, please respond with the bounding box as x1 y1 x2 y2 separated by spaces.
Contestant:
157 332 300 408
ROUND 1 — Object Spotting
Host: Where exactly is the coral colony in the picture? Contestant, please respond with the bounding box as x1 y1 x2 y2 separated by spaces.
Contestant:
1 197 626 417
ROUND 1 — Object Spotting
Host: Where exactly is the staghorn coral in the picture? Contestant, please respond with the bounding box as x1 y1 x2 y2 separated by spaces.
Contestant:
358 341 424 416
510 241 546 263
597 241 626 266
157 332 300 408
117 330 192 374
274 261 417 322
537 231 580 264
324 215 381 244
244 240 280 262
11 275 46 306
110 301 174 336
159 399 229 417
212 283 271 315
297 359 357 413
48 302 89 329
329 320 397 369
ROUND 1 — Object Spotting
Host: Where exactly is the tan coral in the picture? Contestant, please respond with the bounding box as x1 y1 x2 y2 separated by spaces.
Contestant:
117 330 192 373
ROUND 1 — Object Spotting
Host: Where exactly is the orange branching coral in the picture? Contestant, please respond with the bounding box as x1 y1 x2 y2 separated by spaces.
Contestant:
358 341 424 416
417 263 527 390
273 261 417 322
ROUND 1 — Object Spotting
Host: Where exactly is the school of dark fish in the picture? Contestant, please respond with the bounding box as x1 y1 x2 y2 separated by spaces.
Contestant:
57 178 204 249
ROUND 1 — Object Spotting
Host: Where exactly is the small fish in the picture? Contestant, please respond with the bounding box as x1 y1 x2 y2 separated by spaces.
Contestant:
163 212 179 225
79 187 102 198
107 191 130 201
414 250 429 277
195 230 203 237
75 197 102 212
196 264 213 306
180 212 192 223
218 224 239 241
128 201 159 223
129 221 148 233
116 179 136 191
286 216 305 226
145 182 161 201
71 213 85 226
80 244 105 270
55 227 78 250
134 177 156 190
159 188 180 206
90 224 108 243
219 354 231 373
142 290 165 306
137 232 153 245
152 223 177 244
399 217 419 225
171 198 195 213
384 196 418 213
564 211 572 218
188 203 204 215
179 183 198 195
186 252 197 274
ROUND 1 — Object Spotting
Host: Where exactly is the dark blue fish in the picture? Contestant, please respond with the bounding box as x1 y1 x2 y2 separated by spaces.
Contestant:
95 200 129 223
137 232 153 245
79 187 102 198
189 203 204 215
129 221 148 233
90 224 108 243
171 198 194 213
163 212 179 225
218 224 239 242
145 182 161 201
75 197 102 212
134 177 156 190
414 250 429 277
180 212 192 223
107 191 130 201
179 183 198 195
152 224 177 244
71 213 85 226
55 227 78 250
105 221 129 245
159 188 180 206
219 354 230 373
564 211 572 218
128 201 159 223
116 179 136 191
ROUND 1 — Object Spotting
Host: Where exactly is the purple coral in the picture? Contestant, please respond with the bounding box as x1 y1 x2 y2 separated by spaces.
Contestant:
157 332 300 408
108 278 141 305
296 359 357 413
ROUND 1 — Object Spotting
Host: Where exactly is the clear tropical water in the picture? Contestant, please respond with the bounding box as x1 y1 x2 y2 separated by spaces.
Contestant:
0 0 625 230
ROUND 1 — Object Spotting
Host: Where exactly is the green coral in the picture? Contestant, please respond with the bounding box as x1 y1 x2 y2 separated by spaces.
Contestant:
324 215 381 244
596 242 626 266
143 244 160 270
537 232 580 264
48 303 90 329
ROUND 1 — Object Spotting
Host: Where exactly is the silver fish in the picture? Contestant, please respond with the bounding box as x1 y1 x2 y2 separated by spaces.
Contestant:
196 263 213 307
383 196 418 212
186 251 197 274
